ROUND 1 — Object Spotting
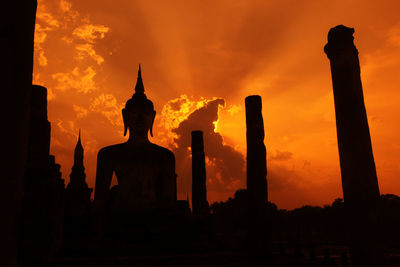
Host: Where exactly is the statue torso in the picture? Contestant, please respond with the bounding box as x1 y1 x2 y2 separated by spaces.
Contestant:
101 142 175 214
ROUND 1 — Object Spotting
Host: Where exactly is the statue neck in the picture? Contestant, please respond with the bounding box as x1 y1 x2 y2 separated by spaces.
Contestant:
127 131 150 144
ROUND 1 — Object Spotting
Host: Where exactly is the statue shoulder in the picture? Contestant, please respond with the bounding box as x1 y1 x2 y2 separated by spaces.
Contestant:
149 143 175 161
97 143 125 159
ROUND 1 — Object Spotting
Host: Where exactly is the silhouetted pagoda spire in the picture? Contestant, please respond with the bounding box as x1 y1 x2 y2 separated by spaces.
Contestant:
65 130 92 231
68 130 88 187
74 129 83 167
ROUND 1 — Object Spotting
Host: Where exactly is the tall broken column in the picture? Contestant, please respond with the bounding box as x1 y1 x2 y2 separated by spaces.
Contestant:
245 95 268 255
324 25 387 266
191 130 209 216
28 85 51 168
0 1 37 266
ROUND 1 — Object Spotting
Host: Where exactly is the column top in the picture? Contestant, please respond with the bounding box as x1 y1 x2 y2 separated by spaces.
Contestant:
324 25 357 59
31 84 48 120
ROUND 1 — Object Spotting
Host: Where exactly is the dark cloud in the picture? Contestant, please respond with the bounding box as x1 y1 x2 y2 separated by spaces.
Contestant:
267 162 341 209
169 100 183 111
172 99 245 195
267 164 299 192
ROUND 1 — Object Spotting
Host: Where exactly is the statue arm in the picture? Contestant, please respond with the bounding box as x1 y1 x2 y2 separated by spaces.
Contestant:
93 148 113 214
159 151 177 210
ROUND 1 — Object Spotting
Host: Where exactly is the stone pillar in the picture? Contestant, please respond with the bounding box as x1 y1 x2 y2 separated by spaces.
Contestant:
324 25 388 266
0 1 37 266
21 86 65 264
191 130 209 216
245 95 268 255
28 85 51 169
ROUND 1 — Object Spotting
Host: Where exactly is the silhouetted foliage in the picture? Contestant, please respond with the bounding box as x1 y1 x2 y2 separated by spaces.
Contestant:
380 194 400 247
211 190 345 247
211 190 400 253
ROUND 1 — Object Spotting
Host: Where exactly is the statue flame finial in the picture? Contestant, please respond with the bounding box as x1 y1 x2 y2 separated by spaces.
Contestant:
134 64 145 95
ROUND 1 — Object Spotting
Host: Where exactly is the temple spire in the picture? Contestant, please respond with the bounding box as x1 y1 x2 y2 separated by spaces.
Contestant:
75 129 83 151
74 129 83 166
78 129 81 145
66 129 92 230
134 64 145 95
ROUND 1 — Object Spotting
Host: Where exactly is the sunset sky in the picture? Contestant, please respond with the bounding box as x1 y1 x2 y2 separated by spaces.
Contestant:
33 0 400 209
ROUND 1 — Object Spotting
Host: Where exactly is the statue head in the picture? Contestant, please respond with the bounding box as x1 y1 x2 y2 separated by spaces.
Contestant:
122 65 156 138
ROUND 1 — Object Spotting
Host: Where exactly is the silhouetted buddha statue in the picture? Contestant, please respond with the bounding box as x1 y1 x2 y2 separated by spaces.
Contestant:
93 65 177 235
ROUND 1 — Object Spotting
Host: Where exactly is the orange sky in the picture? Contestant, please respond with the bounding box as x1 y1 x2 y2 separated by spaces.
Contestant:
33 0 400 209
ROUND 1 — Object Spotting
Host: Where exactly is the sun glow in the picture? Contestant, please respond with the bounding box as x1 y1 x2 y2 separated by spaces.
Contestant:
213 103 225 133
33 0 400 208
158 94 225 142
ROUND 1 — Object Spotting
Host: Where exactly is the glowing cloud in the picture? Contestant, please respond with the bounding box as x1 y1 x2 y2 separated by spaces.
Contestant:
34 3 60 66
75 43 105 64
89 93 124 126
72 24 109 43
52 67 97 93
157 94 225 145
72 104 88 119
